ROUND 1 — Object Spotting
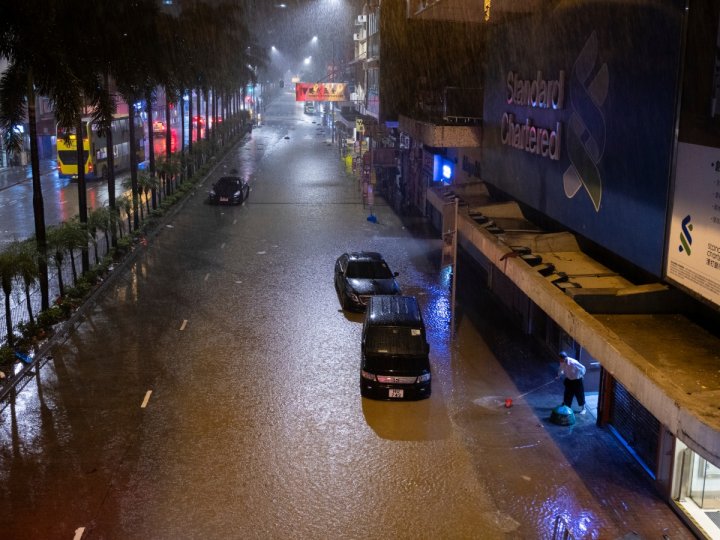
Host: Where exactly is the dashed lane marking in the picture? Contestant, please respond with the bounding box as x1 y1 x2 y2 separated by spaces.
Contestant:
179 319 188 331
141 390 152 408
74 526 85 539
221 242 225 249
204 273 210 281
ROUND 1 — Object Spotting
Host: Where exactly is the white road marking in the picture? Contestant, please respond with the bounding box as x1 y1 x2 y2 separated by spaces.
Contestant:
221 243 225 249
141 390 152 408
257 251 266 255
180 319 188 331
235 280 242 284
204 273 210 281
233 219 237 225
74 527 85 540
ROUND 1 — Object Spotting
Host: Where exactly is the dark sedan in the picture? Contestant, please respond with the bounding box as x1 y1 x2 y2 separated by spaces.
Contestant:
207 176 250 205
334 251 401 311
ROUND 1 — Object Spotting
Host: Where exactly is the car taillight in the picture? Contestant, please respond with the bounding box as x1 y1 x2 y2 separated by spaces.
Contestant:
361 370 376 381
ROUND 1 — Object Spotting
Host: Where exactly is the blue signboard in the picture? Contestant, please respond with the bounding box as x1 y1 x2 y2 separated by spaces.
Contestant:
482 2 684 276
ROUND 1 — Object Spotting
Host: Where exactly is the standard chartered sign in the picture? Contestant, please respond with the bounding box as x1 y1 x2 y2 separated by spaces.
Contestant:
500 70 565 161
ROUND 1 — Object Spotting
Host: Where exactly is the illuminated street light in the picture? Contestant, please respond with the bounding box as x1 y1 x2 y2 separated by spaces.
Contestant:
304 56 312 65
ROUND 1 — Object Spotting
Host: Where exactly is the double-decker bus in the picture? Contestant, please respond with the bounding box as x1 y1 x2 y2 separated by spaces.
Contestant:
56 114 145 180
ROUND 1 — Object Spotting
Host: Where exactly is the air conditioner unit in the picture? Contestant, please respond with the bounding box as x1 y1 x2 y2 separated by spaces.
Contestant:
354 32 365 41
356 15 367 24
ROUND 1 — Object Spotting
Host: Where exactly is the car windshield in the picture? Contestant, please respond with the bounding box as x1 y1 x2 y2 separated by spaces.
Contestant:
364 326 426 357
217 178 242 188
346 260 393 279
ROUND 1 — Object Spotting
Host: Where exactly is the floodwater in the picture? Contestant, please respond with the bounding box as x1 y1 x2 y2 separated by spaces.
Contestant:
0 90 693 539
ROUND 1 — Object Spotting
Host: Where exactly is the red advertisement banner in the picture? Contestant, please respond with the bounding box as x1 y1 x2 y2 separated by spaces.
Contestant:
295 82 347 102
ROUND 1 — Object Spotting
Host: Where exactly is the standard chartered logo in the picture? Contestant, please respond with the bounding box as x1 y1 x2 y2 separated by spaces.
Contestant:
679 215 693 255
563 31 608 212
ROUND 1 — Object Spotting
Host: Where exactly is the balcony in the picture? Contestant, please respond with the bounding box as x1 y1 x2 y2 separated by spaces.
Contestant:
407 0 543 23
399 86 483 147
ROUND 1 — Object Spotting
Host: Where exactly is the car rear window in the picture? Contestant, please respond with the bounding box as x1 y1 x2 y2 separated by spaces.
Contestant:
365 326 426 357
346 260 393 279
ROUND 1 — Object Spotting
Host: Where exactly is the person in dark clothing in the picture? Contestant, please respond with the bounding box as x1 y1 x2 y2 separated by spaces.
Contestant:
558 352 587 414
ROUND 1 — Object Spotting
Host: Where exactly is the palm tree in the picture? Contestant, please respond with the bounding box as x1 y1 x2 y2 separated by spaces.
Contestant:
89 206 117 257
46 225 68 298
0 245 22 347
137 171 159 216
116 195 133 237
15 240 39 326
63 219 89 285
87 208 104 265
157 154 181 194
0 1 73 311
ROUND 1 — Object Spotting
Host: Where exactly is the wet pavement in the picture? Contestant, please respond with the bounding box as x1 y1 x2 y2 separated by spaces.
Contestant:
0 90 695 539
0 158 129 249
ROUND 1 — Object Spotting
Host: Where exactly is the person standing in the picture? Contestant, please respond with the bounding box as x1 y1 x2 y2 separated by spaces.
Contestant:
558 352 587 414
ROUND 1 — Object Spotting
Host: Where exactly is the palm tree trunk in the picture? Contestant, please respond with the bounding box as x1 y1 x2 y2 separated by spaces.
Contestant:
181 90 186 155
4 292 13 347
56 258 65 297
204 88 210 142
26 69 49 311
165 96 172 195
145 89 157 210
76 115 90 274
187 88 193 153
129 105 140 230
69 249 78 284
104 70 117 248
23 283 34 325
196 88 201 148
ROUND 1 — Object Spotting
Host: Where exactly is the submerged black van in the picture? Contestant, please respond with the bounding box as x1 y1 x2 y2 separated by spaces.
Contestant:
360 295 431 400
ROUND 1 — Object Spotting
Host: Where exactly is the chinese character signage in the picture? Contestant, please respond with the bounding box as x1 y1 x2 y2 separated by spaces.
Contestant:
295 83 347 102
666 143 720 309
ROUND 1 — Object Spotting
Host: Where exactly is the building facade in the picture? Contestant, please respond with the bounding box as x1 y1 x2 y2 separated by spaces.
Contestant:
344 1 720 537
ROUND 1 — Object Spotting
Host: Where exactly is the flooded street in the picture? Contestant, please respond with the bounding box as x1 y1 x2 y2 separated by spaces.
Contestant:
0 90 692 539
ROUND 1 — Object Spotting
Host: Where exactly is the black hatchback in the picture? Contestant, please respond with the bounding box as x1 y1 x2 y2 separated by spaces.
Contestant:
207 176 250 205
334 251 401 311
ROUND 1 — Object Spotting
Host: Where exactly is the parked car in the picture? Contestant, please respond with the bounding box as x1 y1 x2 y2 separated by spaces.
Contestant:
334 251 401 311
207 176 250 205
360 295 431 400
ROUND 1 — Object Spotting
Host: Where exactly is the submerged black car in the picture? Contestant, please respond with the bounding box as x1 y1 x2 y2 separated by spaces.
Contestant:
360 295 431 400
334 251 401 311
207 176 250 205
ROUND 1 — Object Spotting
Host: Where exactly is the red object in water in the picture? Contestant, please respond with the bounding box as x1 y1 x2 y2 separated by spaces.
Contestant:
505 398 513 408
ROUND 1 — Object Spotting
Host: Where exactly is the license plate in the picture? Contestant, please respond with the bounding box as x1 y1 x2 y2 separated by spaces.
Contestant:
219 197 229 202
389 389 404 398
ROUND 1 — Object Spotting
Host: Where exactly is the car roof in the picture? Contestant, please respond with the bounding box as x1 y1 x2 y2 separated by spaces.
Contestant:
365 295 423 326
347 251 385 262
